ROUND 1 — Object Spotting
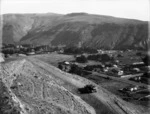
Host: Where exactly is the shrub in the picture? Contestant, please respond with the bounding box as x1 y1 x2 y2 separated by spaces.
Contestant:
142 55 150 66
76 55 87 63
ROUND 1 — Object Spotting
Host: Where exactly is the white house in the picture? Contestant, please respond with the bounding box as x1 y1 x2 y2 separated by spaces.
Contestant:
118 70 124 76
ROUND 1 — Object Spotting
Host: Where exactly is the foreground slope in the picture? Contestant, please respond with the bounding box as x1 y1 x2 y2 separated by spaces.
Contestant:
0 59 95 114
2 13 149 50
0 57 149 114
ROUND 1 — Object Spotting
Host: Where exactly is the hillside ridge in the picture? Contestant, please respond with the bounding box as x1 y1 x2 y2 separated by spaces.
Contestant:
2 13 149 50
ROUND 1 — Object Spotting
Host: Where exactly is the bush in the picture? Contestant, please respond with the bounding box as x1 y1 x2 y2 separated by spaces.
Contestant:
76 55 87 63
82 47 98 54
142 55 150 66
84 65 103 71
136 52 142 56
64 47 82 54
69 64 82 75
64 47 98 54
87 54 114 62
87 54 101 61
117 54 123 57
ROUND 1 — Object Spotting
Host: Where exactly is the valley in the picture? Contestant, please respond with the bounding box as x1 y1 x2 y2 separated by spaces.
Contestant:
1 12 149 114
1 50 149 114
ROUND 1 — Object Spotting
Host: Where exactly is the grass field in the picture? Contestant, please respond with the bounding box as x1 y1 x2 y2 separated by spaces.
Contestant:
30 53 75 66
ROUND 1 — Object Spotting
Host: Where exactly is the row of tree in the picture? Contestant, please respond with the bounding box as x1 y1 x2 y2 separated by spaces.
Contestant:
87 54 114 62
64 47 98 54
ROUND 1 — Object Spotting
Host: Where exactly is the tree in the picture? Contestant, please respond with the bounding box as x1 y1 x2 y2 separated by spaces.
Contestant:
58 64 63 70
136 52 142 56
142 55 150 66
76 55 87 63
101 54 114 62
69 64 82 75
64 47 82 54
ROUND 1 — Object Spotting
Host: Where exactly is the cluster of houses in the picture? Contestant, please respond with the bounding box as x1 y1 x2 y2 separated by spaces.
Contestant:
58 60 150 102
58 61 71 72
58 53 150 103
97 61 149 77
129 72 150 84
118 85 149 101
58 58 149 78
119 85 146 93
2 44 65 58
58 60 124 77
103 64 124 76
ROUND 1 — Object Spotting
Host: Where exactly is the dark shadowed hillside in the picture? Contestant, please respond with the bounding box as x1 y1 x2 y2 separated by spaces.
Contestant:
2 13 149 50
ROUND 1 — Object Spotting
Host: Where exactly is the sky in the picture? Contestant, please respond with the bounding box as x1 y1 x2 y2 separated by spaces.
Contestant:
0 0 150 21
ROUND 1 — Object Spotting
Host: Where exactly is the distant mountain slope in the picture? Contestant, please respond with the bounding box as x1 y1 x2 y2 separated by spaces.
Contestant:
2 13 149 50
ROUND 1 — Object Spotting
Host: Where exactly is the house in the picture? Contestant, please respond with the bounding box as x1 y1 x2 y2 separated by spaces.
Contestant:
130 86 138 92
16 45 23 49
18 54 27 57
118 70 124 76
119 85 146 94
138 95 150 101
109 67 124 76
115 60 119 63
119 86 138 93
58 61 71 72
132 68 140 72
104 68 109 72
97 49 104 54
133 62 144 65
113 64 118 68
146 66 150 71
59 49 64 54
131 62 145 68
27 52 35 55
64 61 70 65
130 76 141 81
129 76 149 84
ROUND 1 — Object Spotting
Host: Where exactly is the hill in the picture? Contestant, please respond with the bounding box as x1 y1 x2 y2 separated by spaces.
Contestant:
0 57 146 114
2 13 149 50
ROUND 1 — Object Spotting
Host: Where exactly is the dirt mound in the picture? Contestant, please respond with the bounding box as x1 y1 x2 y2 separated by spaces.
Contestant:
1 59 95 114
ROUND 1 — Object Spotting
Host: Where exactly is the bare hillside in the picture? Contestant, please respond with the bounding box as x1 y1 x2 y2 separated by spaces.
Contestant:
2 13 149 50
0 59 95 114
